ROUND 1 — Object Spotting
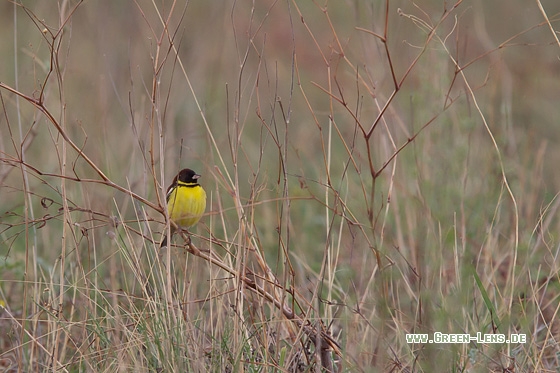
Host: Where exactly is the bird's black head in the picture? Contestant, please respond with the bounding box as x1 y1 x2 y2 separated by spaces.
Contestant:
176 168 200 184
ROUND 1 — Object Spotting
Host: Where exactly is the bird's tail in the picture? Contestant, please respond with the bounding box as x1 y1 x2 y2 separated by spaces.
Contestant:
160 235 168 248
160 225 177 248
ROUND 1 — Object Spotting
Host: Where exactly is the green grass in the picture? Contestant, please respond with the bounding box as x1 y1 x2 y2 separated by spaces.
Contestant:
1 0 560 372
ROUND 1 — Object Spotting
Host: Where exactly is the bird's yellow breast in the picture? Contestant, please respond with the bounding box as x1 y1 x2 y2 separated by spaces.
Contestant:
166 183 206 229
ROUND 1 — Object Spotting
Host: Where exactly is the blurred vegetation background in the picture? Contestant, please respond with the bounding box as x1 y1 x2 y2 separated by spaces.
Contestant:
1 0 560 371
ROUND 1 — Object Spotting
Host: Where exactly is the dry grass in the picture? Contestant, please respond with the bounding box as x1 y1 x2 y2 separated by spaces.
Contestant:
1 0 560 372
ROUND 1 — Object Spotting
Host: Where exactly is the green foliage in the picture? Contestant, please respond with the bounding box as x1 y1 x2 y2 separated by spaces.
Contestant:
1 1 560 372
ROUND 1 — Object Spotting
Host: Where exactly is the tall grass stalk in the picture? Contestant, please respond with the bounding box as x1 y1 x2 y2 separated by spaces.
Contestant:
1 1 560 372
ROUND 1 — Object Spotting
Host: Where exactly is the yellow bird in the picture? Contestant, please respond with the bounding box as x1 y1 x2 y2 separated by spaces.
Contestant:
160 168 206 248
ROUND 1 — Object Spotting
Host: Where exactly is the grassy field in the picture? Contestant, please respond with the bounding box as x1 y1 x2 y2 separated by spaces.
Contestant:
1 1 560 372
